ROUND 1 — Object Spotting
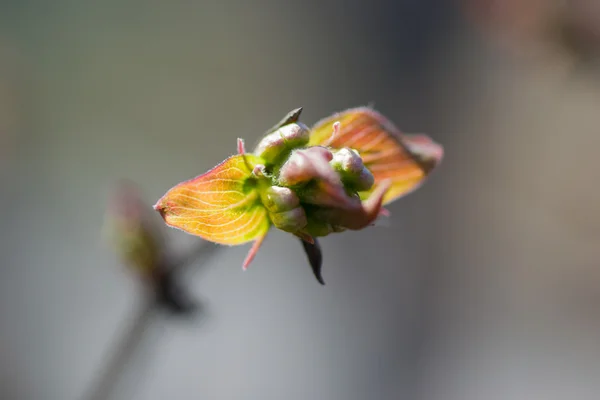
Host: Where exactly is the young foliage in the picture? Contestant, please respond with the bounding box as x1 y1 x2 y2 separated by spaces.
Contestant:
309 107 443 205
154 106 444 281
154 154 270 245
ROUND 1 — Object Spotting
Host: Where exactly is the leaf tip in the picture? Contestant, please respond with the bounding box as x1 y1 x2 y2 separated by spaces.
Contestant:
360 179 392 227
152 198 167 218
289 107 303 122
404 134 444 173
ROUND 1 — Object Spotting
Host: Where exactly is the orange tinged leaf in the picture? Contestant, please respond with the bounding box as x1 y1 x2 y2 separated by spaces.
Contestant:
153 154 270 245
309 107 443 205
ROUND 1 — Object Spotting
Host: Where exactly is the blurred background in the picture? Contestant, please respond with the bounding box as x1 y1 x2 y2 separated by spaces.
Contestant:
1 0 600 399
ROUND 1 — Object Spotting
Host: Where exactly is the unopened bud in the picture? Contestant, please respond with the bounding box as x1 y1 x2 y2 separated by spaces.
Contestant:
352 168 375 191
278 146 335 187
330 148 375 191
331 148 363 173
105 180 164 277
269 207 307 233
254 122 310 164
262 186 300 213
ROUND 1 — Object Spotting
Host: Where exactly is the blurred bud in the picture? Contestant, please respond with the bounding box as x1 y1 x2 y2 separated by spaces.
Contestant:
254 122 310 164
105 180 164 278
330 148 375 191
108 181 200 314
108 180 145 225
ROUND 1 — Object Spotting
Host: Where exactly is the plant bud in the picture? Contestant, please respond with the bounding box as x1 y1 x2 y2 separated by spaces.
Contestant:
330 148 375 191
105 180 164 276
352 168 375 191
278 146 335 187
331 148 364 173
269 207 307 233
261 186 300 213
254 122 310 164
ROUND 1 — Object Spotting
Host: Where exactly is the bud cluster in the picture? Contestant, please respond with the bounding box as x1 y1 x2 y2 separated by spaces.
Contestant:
252 118 382 240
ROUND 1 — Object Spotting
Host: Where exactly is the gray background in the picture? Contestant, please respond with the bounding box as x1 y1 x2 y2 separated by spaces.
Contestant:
1 1 600 399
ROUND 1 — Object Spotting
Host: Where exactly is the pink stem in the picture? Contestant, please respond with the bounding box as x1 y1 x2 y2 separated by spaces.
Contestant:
237 138 246 155
242 231 268 270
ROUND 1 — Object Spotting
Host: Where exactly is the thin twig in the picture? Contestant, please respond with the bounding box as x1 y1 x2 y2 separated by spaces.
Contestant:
81 241 220 400
81 298 156 400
